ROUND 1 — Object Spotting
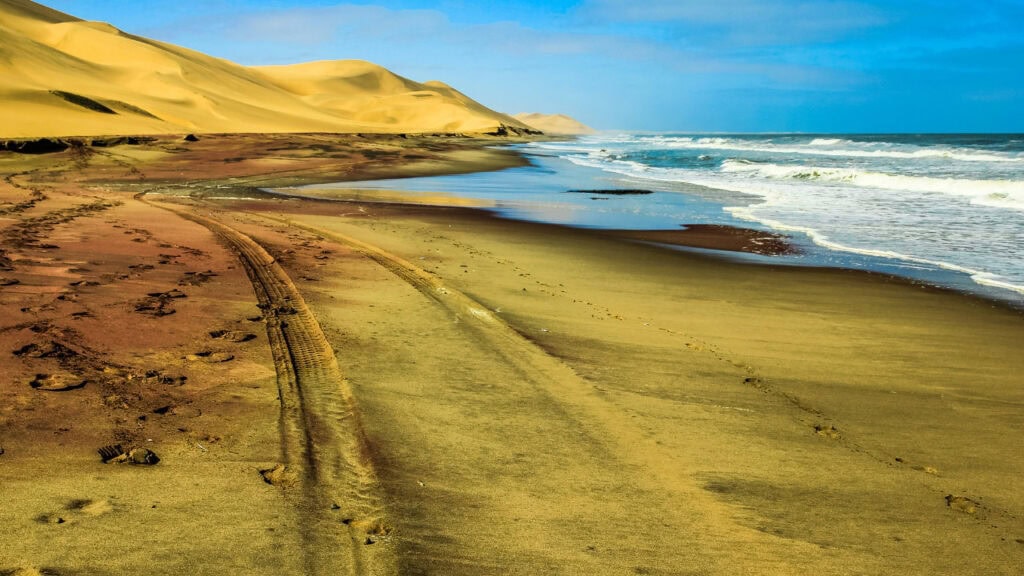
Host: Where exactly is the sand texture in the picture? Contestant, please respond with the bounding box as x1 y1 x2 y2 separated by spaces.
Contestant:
0 0 534 138
1 134 1023 575
513 112 595 135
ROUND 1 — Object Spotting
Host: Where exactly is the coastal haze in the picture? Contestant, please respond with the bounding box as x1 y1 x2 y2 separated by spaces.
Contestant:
2 1 1023 576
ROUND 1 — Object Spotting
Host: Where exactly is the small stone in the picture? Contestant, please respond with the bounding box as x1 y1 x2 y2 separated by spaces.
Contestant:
260 464 297 488
128 448 160 465
945 494 980 514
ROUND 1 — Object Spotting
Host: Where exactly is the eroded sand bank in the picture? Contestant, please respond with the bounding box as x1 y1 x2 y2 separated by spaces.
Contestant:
1 135 1022 575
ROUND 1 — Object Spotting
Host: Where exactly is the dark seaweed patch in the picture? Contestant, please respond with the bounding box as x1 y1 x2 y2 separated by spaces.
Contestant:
565 189 654 196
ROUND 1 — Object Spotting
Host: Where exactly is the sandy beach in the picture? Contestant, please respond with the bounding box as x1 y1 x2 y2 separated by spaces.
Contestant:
2 134 1023 575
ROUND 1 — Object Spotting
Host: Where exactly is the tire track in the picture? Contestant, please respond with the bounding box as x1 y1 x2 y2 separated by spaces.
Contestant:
140 198 395 576
257 215 805 574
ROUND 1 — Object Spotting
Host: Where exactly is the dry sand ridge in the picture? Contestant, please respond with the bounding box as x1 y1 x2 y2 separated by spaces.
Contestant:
0 0 536 138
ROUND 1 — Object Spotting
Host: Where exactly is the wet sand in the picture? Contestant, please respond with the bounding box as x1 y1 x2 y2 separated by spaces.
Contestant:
1 134 1023 575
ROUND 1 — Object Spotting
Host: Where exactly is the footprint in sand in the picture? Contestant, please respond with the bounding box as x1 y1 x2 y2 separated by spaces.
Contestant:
2 567 63 576
185 351 235 363
946 494 982 515
66 498 113 517
813 424 841 440
36 498 114 527
208 330 256 343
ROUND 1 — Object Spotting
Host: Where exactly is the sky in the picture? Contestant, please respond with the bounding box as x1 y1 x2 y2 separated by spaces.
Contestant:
43 0 1024 132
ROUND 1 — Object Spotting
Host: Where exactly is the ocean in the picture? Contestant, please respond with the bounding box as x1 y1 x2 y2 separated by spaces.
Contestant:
306 133 1024 306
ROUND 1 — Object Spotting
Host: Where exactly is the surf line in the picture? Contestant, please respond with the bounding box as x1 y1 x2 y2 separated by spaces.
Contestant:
137 193 397 576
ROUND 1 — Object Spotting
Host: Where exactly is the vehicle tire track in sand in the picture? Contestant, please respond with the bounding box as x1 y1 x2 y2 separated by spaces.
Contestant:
140 197 396 576
262 215 817 573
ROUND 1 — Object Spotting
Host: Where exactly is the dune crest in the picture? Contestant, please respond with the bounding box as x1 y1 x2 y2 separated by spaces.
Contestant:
0 0 533 138
513 112 594 135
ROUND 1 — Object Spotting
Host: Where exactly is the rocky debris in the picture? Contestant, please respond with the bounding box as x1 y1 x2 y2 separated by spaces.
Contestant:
128 448 161 465
29 373 88 392
178 270 218 286
147 289 187 299
484 124 542 137
2 136 158 154
89 136 156 147
134 289 186 317
183 134 199 142
98 444 125 463
98 444 160 465
134 297 175 317
0 138 70 154
487 125 509 137
137 369 187 386
209 330 256 343
13 341 80 361
185 351 234 363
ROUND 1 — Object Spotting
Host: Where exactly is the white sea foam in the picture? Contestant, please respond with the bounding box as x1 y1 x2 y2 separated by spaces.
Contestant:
557 140 1024 298
719 160 1024 210
623 135 1024 163
808 138 849 146
724 204 1024 295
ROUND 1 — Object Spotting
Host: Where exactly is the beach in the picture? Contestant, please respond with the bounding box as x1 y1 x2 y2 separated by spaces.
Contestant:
2 134 1023 575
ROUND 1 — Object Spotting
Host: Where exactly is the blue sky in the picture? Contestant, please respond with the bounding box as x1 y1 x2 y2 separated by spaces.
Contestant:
44 0 1024 132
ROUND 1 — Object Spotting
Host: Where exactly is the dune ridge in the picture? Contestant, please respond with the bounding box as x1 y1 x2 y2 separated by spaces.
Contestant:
513 112 594 135
0 0 534 138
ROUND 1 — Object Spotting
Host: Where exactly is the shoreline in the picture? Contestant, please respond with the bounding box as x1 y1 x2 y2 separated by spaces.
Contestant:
2 133 1023 575
248 186 1024 316
529 135 1024 309
274 154 1024 311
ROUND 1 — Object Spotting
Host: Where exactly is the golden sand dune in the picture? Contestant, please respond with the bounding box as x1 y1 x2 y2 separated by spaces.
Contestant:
254 60 528 134
513 112 594 135
0 0 532 138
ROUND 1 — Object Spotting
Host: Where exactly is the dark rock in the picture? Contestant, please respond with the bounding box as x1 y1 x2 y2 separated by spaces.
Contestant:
0 138 70 154
486 125 510 137
183 134 199 142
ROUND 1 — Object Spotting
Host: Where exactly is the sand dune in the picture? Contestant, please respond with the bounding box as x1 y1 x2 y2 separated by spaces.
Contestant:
513 112 594 135
0 0 532 138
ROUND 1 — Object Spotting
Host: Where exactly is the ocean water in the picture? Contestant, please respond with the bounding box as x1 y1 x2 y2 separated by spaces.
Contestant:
302 133 1024 306
529 133 1024 302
